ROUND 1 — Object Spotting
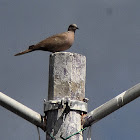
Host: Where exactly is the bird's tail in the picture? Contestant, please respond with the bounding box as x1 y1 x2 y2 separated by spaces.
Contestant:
14 45 35 56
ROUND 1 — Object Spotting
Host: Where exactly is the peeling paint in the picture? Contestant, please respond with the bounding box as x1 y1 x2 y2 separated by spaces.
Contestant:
115 90 126 106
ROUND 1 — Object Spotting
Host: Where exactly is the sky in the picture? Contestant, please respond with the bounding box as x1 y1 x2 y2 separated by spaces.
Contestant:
0 0 140 139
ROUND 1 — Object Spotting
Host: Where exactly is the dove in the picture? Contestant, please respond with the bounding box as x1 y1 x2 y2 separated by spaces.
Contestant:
14 24 79 56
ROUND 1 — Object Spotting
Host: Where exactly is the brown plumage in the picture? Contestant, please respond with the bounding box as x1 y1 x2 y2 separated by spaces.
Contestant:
14 24 79 56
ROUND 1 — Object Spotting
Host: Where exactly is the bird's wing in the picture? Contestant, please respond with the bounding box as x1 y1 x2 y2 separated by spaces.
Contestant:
36 32 68 48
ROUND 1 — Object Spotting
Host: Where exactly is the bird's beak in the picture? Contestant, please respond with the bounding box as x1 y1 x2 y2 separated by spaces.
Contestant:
76 27 79 30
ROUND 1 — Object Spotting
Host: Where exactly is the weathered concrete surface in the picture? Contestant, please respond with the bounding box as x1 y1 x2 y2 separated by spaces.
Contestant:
48 52 86 101
46 52 86 140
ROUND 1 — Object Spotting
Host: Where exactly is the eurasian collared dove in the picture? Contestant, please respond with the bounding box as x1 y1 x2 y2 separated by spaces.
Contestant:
14 24 79 56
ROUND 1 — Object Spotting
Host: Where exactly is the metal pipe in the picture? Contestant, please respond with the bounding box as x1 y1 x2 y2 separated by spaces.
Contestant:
82 83 140 127
0 92 46 130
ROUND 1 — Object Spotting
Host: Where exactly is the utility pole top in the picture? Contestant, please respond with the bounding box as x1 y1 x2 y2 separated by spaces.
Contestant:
45 52 86 140
48 52 86 101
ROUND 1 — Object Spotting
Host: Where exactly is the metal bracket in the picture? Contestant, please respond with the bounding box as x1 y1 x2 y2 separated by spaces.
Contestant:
44 98 88 113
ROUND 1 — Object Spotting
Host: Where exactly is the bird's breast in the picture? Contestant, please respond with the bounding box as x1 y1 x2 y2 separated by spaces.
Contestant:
50 32 75 52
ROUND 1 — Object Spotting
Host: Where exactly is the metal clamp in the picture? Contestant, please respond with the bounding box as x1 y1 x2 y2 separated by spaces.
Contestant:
44 98 88 113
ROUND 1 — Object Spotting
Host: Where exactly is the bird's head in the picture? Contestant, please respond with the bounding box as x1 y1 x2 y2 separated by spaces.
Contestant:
68 24 79 32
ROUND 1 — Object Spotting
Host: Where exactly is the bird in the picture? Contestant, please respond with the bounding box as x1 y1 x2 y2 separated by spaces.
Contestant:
14 24 79 56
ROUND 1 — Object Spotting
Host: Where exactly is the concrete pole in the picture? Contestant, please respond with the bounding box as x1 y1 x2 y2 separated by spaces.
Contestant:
46 52 86 140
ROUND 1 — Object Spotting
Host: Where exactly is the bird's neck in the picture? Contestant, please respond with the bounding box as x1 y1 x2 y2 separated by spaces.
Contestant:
68 30 75 33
